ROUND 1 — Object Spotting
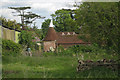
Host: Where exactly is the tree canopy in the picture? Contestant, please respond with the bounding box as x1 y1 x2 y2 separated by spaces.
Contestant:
51 9 80 33
19 30 34 48
41 2 119 53
41 19 51 39
0 17 21 30
8 7 31 29
8 6 45 29
75 2 119 53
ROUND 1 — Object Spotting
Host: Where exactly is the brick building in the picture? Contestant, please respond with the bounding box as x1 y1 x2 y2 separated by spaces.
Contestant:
43 20 90 52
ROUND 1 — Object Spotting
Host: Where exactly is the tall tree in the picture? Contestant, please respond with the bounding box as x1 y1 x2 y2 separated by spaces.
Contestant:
19 30 34 48
23 12 45 26
75 2 119 53
51 9 80 33
41 19 51 39
0 17 21 30
8 7 31 29
8 7 45 29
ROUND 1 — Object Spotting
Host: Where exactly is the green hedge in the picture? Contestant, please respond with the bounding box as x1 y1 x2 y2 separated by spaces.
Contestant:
55 44 106 56
42 44 107 57
69 44 106 54
2 39 22 55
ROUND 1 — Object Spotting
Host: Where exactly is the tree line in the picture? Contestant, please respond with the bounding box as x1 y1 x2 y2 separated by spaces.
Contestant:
8 6 45 30
1 2 119 54
0 17 21 31
42 2 120 53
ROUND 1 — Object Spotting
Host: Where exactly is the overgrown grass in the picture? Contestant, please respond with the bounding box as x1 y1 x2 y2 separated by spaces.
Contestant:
2 44 119 78
2 54 119 78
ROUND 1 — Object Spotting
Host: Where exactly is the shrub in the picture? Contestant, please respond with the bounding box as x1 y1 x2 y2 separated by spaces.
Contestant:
42 52 56 57
78 35 89 42
19 30 35 49
56 46 74 56
57 45 64 53
2 39 22 55
42 44 107 57
68 44 106 54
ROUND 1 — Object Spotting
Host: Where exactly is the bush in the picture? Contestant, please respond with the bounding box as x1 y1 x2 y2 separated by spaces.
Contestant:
2 39 22 55
19 30 35 50
57 45 64 53
42 52 56 57
56 46 74 56
42 44 107 57
68 44 106 54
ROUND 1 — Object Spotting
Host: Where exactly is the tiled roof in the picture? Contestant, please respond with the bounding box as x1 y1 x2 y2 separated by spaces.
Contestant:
56 34 88 44
43 27 57 41
43 27 90 44
57 32 76 36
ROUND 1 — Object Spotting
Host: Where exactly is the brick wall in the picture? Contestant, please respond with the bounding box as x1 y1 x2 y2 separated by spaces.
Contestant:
43 41 56 52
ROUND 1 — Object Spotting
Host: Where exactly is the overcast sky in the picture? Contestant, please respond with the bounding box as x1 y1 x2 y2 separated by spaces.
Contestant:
0 0 118 29
0 0 80 29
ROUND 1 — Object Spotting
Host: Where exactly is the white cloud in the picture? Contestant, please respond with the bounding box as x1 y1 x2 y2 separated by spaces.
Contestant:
1 0 118 29
1 0 75 3
0 8 21 22
0 0 77 28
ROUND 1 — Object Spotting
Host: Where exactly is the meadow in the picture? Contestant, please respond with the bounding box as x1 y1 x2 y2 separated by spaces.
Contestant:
2 52 119 78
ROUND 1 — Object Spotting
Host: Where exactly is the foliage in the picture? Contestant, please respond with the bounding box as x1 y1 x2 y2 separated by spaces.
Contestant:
51 9 80 33
22 12 45 26
41 44 108 57
53 44 107 57
2 39 22 55
41 19 51 39
42 52 56 57
58 49 74 56
31 23 43 40
0 17 21 30
8 7 31 29
69 44 106 54
19 30 35 49
8 7 45 29
57 45 64 53
75 2 119 53
33 28 43 40
78 34 90 42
